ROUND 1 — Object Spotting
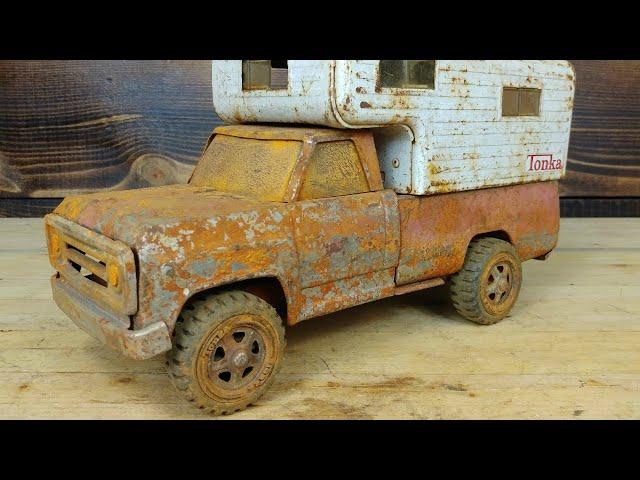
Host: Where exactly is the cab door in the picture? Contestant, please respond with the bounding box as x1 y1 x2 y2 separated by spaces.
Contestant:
293 139 400 321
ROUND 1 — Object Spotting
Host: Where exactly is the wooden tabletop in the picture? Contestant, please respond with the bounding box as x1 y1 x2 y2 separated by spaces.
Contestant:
1 218 638 419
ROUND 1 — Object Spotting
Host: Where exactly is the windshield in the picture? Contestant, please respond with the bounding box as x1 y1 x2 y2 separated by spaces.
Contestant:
190 134 302 202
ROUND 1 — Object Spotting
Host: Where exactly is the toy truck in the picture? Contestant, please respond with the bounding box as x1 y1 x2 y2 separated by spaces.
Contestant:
45 60 575 415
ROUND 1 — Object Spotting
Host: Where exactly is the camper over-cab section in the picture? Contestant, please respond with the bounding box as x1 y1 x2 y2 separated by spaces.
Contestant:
211 60 575 195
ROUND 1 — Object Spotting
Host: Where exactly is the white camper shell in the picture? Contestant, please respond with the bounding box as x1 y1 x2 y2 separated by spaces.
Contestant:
211 60 575 195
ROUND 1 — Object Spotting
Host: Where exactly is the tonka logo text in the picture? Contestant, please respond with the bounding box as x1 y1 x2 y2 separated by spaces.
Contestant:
526 154 563 172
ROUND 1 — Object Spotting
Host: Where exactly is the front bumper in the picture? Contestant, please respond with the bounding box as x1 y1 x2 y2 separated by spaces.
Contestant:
51 274 172 360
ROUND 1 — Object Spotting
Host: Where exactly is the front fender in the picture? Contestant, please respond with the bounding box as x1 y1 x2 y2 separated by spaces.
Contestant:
130 205 298 332
134 240 299 333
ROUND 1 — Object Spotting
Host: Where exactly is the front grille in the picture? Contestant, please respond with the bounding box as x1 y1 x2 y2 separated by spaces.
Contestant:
45 214 138 316
66 244 108 287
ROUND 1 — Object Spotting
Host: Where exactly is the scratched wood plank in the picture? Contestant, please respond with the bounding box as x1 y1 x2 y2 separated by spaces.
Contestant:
0 218 638 419
1 373 638 420
0 60 638 219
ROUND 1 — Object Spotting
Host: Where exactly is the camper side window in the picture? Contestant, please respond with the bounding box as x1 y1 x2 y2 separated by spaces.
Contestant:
502 87 541 116
242 60 289 90
379 60 435 89
299 141 370 200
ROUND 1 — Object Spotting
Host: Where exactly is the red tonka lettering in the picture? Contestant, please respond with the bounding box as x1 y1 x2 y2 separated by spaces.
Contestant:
526 154 563 172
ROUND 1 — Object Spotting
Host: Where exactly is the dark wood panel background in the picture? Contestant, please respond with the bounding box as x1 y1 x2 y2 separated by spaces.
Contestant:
561 60 640 198
1 60 639 216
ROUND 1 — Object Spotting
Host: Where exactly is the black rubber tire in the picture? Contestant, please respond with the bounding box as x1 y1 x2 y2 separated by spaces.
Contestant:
450 237 522 325
166 290 285 415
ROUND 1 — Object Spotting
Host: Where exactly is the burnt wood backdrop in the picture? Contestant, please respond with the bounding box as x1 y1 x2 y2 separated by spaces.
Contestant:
0 60 639 217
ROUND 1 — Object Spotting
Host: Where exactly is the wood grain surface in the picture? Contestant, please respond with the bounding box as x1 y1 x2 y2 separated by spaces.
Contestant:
0 61 220 199
562 60 640 197
1 217 638 419
0 60 638 216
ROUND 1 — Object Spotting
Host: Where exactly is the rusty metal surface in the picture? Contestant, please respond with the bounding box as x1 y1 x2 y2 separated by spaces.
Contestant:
51 274 171 360
395 181 560 285
203 124 384 200
46 124 561 360
299 268 396 321
44 213 137 316
195 314 277 399
52 184 299 330
394 277 445 296
191 134 302 202
295 190 399 289
214 124 355 141
480 255 521 317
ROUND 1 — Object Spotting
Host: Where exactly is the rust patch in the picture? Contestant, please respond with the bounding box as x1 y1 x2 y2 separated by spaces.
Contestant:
396 181 559 285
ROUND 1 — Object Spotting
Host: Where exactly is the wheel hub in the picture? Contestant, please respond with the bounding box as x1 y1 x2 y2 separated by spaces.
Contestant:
232 351 249 368
202 323 267 392
484 262 513 304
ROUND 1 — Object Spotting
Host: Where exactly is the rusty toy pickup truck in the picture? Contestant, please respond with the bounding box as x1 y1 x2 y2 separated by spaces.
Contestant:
45 60 574 414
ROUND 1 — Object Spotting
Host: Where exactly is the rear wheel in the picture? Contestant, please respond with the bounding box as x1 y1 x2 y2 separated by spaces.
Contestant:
450 238 522 325
166 290 285 415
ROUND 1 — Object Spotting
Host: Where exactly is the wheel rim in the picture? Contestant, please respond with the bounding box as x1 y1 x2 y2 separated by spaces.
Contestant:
485 262 513 304
195 314 278 401
479 253 521 317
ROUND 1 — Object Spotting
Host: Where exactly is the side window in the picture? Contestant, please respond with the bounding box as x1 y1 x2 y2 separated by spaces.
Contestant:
502 87 541 116
380 60 435 89
242 60 288 90
299 141 370 200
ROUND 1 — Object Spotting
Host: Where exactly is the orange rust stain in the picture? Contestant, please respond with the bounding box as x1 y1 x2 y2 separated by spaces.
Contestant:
396 182 559 285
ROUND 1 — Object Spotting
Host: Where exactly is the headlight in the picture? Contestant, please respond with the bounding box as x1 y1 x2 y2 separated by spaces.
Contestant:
50 233 62 257
107 264 120 288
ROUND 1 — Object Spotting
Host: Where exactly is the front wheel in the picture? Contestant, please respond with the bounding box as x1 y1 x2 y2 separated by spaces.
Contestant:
166 290 285 415
450 237 522 325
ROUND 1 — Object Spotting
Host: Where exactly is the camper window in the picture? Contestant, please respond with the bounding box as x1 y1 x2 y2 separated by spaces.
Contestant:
502 87 541 116
242 60 289 90
379 60 435 89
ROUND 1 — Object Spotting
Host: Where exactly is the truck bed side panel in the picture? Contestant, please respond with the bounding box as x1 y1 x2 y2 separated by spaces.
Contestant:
395 181 559 285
